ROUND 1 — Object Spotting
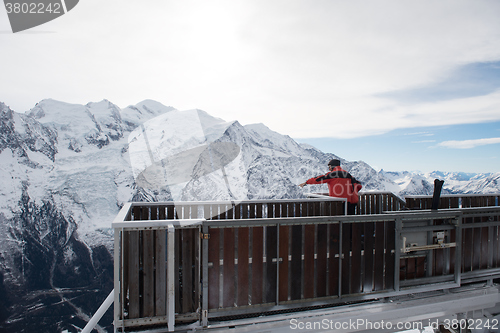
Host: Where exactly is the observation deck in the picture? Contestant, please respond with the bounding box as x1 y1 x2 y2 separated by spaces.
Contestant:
106 192 500 332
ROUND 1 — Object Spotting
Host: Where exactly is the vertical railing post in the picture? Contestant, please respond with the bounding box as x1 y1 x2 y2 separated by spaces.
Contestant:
338 221 343 299
454 215 462 286
113 228 121 333
167 224 175 332
488 225 494 269
276 222 280 305
201 223 209 327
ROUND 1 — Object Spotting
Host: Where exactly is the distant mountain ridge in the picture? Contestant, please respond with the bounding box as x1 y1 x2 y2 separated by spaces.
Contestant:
379 169 499 196
0 98 498 332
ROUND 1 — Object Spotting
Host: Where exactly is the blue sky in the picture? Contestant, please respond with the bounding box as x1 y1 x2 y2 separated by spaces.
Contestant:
297 121 500 173
297 61 500 173
1 1 500 174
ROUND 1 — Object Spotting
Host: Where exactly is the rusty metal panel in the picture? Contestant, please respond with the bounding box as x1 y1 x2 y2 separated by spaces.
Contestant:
316 224 328 297
328 224 339 297
351 223 362 294
385 221 395 290
494 226 500 268
463 227 473 272
481 225 489 269
237 227 250 306
143 230 155 317
208 228 220 310
252 227 264 305
303 225 315 299
450 229 456 273
473 227 482 271
416 256 426 278
341 223 351 295
278 225 289 302
223 228 236 308
181 229 195 313
128 230 140 318
363 222 374 292
265 225 278 303
290 225 302 300
155 230 167 316
373 222 384 291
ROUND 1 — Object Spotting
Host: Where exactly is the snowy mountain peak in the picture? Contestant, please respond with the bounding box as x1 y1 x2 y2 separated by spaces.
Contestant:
0 97 499 332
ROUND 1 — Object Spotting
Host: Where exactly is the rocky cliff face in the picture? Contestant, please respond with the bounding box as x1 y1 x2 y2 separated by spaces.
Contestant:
0 99 497 332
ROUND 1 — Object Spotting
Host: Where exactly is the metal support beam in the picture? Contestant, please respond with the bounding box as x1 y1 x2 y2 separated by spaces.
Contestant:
167 224 175 332
201 224 209 327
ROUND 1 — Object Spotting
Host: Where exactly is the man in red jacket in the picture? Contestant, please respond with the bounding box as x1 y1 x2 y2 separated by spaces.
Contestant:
299 159 362 215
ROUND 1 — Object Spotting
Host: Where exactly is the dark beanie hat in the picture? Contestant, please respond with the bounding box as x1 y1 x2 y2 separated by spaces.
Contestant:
328 159 341 167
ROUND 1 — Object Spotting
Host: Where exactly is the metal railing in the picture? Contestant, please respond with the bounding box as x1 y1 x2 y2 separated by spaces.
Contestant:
406 193 500 210
109 194 500 332
309 191 406 214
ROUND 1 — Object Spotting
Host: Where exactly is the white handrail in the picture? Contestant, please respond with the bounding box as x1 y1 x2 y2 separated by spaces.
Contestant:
81 289 114 333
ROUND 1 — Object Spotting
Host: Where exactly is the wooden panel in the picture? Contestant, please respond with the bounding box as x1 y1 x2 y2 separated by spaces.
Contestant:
363 222 374 292
252 227 264 305
223 228 235 308
290 225 302 300
328 224 339 296
278 225 289 302
265 225 278 303
155 230 167 316
341 223 351 295
237 227 250 306
434 248 444 276
316 224 328 297
399 258 407 280
208 228 220 310
473 227 482 270
373 222 385 291
175 229 182 314
481 226 489 269
407 258 416 279
143 230 155 317
416 256 426 278
351 223 362 294
303 225 315 299
121 231 130 319
385 221 395 290
128 231 140 318
462 228 473 272
182 229 195 313
450 229 456 273
493 226 500 268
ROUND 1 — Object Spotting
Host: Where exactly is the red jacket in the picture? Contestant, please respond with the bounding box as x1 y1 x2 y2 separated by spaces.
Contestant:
306 166 362 204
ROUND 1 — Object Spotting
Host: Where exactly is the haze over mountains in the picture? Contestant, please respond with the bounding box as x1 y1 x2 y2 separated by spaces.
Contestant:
0 98 498 332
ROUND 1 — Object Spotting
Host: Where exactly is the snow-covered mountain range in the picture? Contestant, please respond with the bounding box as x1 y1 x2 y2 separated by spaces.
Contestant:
0 98 498 332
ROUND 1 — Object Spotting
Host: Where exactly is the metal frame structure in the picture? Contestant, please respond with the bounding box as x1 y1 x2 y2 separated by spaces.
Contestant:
109 193 500 332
